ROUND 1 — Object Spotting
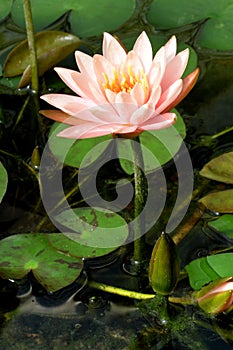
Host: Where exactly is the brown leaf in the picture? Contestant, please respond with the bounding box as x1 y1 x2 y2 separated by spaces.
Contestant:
200 151 233 184
199 189 233 213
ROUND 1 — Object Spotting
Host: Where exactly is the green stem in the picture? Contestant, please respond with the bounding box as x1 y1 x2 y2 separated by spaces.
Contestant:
131 136 147 264
211 125 233 139
88 281 155 300
23 0 39 93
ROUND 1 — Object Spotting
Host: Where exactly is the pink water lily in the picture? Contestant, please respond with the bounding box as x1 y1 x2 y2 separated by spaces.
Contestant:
40 32 199 139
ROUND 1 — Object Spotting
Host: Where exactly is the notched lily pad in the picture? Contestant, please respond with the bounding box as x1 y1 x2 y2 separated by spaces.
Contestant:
0 233 84 292
0 162 8 204
200 151 233 184
3 31 81 85
54 207 129 249
199 189 233 213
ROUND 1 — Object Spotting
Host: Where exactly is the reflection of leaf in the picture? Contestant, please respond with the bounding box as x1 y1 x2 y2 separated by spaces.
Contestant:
199 189 233 213
3 31 81 81
200 151 233 184
54 208 129 249
0 234 83 292
208 214 233 239
0 162 7 204
48 122 112 168
118 110 186 175
147 0 233 50
185 253 233 290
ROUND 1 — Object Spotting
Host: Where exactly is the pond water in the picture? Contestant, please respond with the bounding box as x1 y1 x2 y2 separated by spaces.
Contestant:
1 1 233 349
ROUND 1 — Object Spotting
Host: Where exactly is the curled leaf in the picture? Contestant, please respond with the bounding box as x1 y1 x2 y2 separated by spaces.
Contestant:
200 151 233 184
3 31 81 85
199 189 233 213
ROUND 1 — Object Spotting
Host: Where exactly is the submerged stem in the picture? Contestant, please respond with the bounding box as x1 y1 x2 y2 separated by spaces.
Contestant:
23 0 39 93
131 136 147 265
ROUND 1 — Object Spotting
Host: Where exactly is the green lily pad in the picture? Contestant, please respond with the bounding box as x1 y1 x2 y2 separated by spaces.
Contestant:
118 110 186 175
47 233 119 259
200 151 233 184
54 207 129 248
3 31 81 82
68 0 136 37
0 233 83 292
199 189 233 213
0 0 13 21
0 162 8 204
11 0 136 37
11 0 67 31
147 0 233 50
48 122 112 168
208 214 233 239
186 253 233 290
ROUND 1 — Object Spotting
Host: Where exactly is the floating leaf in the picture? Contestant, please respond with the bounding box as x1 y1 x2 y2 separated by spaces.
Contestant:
118 110 186 175
199 189 233 213
54 207 129 249
11 0 67 31
208 214 233 239
200 151 233 184
47 233 119 259
147 0 233 50
0 162 8 204
0 0 13 21
3 31 81 79
48 122 112 168
185 253 233 290
68 0 136 37
0 233 83 292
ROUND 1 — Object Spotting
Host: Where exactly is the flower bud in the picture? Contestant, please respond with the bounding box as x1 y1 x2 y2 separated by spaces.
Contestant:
149 232 180 295
196 277 233 314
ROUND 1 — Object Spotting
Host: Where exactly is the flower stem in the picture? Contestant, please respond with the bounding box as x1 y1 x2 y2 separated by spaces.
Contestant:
88 281 155 300
23 0 39 93
131 136 147 265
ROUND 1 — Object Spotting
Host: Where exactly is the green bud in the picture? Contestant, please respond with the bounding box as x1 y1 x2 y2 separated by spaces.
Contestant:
196 277 233 314
149 232 180 295
30 146 40 169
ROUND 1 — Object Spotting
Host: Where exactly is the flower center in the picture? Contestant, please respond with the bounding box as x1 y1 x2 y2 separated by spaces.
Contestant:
103 65 149 94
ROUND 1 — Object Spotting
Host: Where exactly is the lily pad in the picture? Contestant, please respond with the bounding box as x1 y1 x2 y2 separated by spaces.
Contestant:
147 0 233 50
48 122 112 168
54 207 129 249
47 233 119 259
200 151 233 184
199 189 233 213
0 162 8 204
11 0 67 31
3 31 81 82
0 233 83 292
185 253 233 290
208 214 233 239
68 0 136 37
118 110 186 175
0 0 13 21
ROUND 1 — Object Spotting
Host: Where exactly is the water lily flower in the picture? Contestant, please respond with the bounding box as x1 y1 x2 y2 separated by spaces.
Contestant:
40 32 199 139
196 277 233 314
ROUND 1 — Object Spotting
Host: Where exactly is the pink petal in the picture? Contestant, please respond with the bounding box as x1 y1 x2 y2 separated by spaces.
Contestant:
130 105 156 125
54 68 105 104
163 67 200 112
133 31 153 73
141 112 177 130
103 32 127 66
58 123 138 139
125 50 144 74
155 79 183 114
147 84 161 106
105 89 117 105
130 82 146 106
164 35 177 63
41 94 104 123
115 92 138 122
39 109 81 125
93 54 115 90
148 61 162 89
161 48 189 91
